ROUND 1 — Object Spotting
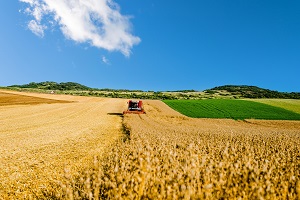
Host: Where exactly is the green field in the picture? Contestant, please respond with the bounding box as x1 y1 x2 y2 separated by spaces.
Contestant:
163 99 300 120
248 99 300 114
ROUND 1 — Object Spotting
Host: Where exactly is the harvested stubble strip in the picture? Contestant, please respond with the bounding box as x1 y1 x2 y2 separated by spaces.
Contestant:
59 100 300 199
0 91 126 199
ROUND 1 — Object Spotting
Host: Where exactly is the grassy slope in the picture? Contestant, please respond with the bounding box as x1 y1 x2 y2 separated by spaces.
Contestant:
163 99 300 120
247 99 300 114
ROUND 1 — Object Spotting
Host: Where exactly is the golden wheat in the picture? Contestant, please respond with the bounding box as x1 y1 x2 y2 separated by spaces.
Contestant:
1 91 299 199
0 90 125 199
58 100 300 199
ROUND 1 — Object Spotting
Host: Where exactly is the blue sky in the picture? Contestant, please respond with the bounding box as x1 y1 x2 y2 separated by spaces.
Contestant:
0 0 299 92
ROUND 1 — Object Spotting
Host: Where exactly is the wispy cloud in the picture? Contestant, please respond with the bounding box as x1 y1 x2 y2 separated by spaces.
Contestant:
28 20 46 37
19 0 141 57
102 56 110 65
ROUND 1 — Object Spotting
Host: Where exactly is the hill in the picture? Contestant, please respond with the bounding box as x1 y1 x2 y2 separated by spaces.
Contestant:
9 81 92 91
209 85 300 99
2 82 300 99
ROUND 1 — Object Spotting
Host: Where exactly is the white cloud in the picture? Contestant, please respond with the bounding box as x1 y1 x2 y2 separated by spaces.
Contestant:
20 0 141 57
102 56 110 65
20 0 34 4
28 20 47 37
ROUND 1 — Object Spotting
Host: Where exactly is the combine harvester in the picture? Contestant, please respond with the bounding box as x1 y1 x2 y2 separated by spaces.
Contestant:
123 100 146 114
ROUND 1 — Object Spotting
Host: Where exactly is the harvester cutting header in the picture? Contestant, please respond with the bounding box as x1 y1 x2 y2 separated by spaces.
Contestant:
123 100 146 114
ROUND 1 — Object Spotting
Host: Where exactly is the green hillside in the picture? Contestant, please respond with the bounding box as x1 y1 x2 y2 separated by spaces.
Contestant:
2 82 300 100
9 81 91 91
209 85 300 99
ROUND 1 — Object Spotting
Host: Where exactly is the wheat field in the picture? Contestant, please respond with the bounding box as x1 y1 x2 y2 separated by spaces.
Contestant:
0 90 125 199
0 90 299 199
57 100 300 199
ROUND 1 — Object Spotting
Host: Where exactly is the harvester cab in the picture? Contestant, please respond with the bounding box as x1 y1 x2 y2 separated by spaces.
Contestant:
123 100 146 114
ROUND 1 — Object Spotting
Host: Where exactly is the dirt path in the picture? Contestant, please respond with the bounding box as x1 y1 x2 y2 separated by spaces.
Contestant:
0 90 127 198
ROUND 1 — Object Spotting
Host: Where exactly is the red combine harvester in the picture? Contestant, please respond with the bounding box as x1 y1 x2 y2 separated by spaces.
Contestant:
123 100 146 114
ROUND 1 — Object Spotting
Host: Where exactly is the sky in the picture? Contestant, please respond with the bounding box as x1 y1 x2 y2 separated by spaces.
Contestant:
0 0 299 92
